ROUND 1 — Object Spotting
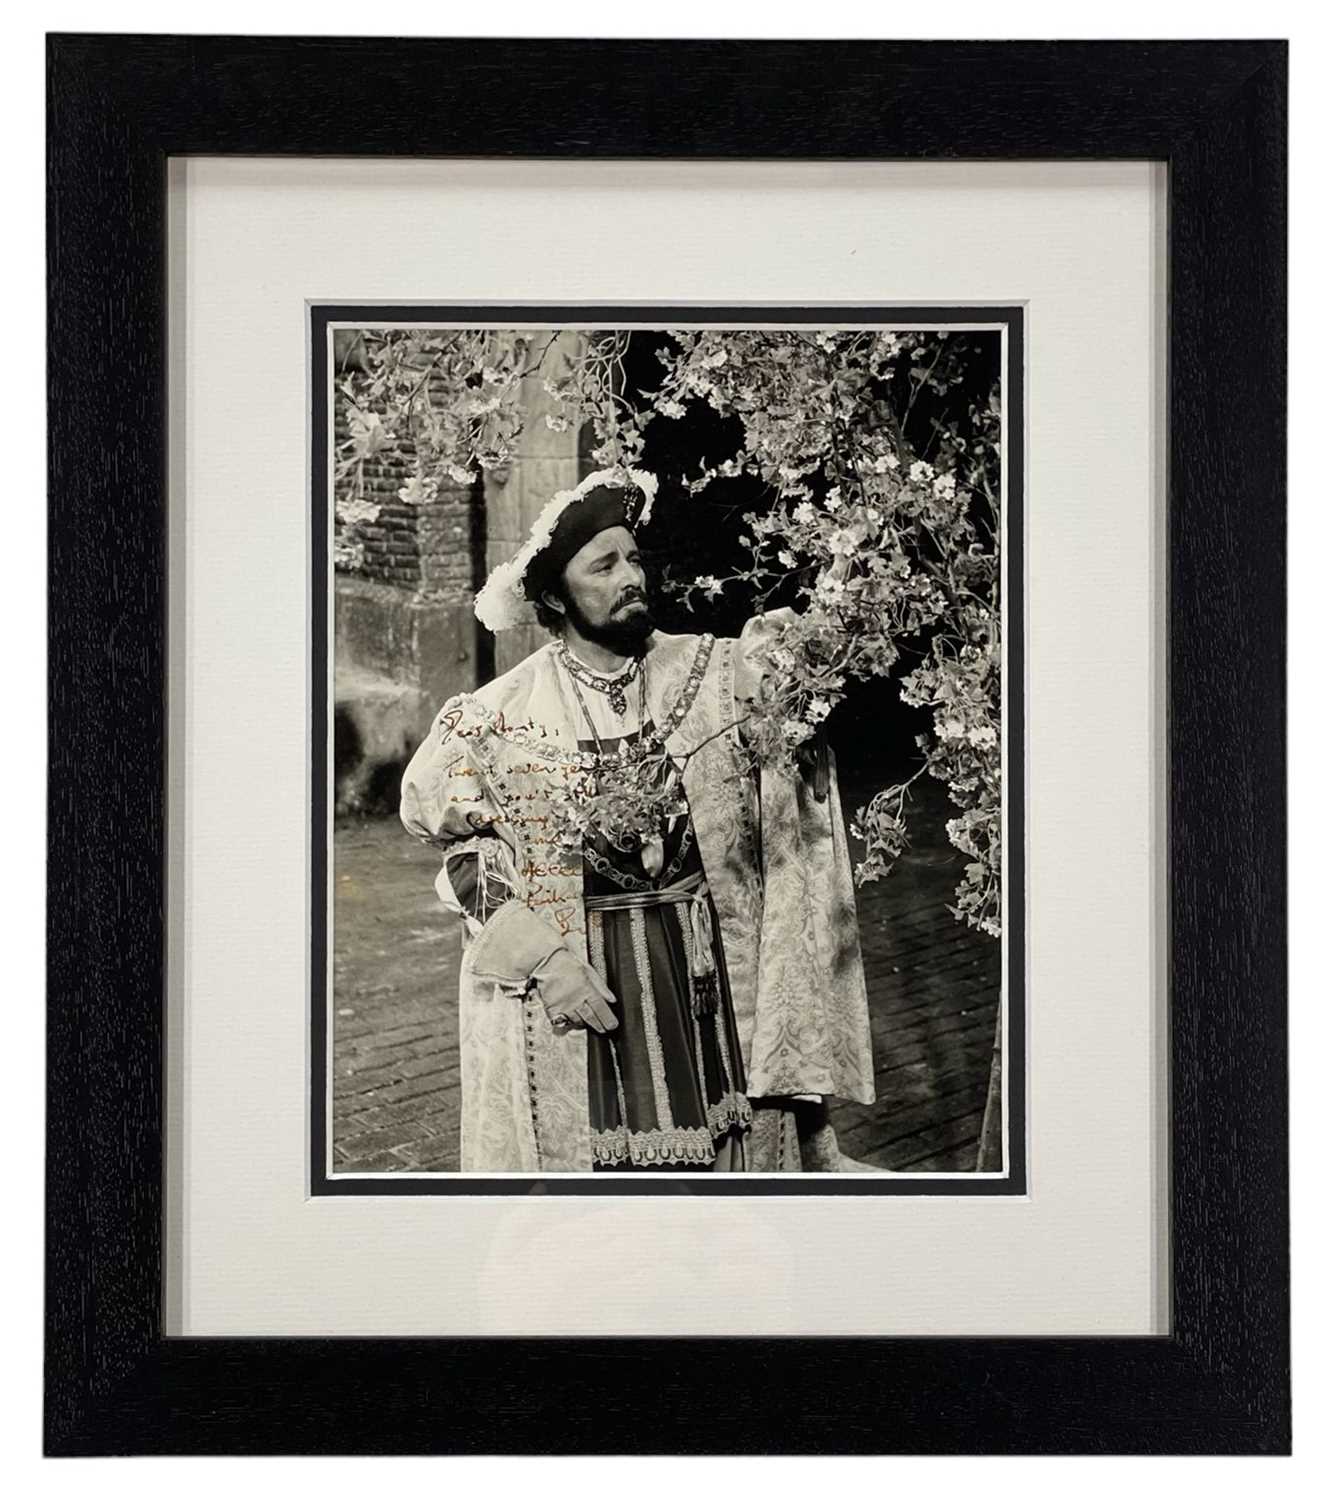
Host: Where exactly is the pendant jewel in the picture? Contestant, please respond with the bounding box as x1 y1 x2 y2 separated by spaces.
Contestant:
559 644 640 718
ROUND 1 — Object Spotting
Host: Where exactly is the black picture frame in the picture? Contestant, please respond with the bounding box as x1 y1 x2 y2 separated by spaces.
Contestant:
46 35 1288 1454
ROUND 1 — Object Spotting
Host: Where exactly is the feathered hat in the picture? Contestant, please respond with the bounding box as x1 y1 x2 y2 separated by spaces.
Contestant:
473 466 659 633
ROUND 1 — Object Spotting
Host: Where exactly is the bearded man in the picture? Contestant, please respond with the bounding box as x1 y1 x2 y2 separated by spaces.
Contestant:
400 467 875 1172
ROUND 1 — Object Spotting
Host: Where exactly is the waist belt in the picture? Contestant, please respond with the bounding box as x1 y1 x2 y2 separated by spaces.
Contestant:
584 872 719 1015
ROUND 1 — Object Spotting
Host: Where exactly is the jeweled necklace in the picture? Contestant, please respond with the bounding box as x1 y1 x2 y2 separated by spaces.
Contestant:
559 642 642 717
564 650 650 762
563 654 674 878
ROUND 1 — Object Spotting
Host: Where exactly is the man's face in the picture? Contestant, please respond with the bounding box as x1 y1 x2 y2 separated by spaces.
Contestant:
551 525 653 652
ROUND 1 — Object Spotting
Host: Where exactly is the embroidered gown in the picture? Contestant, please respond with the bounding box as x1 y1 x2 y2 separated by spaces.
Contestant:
447 654 752 1172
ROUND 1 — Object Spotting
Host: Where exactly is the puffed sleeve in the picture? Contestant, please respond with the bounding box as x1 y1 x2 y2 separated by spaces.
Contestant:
733 606 799 709
400 696 519 937
399 700 573 987
400 696 502 846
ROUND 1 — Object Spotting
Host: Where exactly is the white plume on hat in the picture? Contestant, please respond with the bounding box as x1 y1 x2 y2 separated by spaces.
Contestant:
473 466 659 633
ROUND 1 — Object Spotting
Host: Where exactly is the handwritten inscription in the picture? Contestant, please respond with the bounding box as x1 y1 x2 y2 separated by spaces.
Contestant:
440 704 557 741
519 859 575 880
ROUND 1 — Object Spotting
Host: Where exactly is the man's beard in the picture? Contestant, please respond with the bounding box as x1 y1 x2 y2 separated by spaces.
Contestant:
563 587 654 657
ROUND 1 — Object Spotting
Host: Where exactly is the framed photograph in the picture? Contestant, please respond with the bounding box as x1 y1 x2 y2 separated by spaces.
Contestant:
46 35 1288 1453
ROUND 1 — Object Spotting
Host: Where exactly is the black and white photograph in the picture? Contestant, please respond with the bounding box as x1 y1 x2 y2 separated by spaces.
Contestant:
315 311 1022 1186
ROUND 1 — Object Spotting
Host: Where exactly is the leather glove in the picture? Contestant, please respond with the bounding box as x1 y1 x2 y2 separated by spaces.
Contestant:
464 899 619 1034
531 948 619 1034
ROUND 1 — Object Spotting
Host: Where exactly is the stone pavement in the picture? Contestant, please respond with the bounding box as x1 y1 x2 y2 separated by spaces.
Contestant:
332 779 1000 1174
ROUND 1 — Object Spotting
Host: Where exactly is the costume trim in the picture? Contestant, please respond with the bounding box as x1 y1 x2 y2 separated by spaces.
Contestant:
661 635 716 741
590 1091 753 1168
630 908 674 1130
521 992 545 1170
582 819 696 892
714 1003 738 1097
439 688 586 767
587 906 607 975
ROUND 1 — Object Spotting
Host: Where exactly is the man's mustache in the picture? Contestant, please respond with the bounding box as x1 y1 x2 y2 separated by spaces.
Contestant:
614 589 648 610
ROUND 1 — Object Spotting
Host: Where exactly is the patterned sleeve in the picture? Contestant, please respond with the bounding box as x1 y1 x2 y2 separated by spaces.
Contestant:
400 696 519 937
399 696 573 989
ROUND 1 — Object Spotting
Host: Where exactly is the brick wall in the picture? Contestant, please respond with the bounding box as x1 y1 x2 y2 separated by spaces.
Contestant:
333 383 478 602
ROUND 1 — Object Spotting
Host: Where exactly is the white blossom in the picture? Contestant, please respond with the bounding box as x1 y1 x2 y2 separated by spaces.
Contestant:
397 474 437 504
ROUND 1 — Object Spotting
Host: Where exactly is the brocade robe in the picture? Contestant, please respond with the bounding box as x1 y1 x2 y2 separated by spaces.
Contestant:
400 624 875 1172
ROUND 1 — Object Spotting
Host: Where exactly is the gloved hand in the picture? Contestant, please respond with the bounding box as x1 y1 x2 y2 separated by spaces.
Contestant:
531 948 619 1034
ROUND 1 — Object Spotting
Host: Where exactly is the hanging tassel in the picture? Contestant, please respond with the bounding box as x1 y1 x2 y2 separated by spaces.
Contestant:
688 887 718 1015
691 969 719 1017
